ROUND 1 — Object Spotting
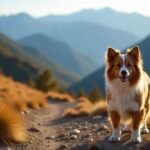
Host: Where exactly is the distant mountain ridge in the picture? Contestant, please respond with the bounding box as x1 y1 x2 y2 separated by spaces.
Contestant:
0 11 139 66
39 7 150 38
69 35 150 95
19 34 97 77
0 33 78 87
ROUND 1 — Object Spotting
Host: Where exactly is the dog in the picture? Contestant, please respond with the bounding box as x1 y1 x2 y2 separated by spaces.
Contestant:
105 46 150 143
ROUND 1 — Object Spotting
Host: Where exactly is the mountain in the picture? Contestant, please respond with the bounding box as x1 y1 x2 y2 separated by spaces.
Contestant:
0 33 78 87
69 35 150 95
40 21 139 64
0 13 139 65
39 7 150 38
19 34 97 77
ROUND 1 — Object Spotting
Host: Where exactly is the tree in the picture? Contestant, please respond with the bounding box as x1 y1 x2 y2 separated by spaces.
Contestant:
35 69 61 92
89 86 101 103
78 88 87 98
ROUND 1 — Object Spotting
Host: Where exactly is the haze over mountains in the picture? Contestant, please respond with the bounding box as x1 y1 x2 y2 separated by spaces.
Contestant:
40 8 150 38
69 35 150 95
19 34 97 77
0 7 149 91
0 33 78 87
0 8 142 65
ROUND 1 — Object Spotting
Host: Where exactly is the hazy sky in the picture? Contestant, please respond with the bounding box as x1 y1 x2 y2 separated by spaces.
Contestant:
1 0 150 17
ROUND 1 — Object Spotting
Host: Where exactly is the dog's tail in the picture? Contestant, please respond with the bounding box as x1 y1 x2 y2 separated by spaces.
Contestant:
0 101 27 144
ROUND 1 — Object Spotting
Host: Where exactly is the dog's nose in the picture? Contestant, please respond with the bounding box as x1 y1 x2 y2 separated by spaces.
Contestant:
121 70 127 76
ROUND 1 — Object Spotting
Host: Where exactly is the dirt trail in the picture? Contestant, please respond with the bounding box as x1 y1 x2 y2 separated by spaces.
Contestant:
3 101 150 150
9 101 71 150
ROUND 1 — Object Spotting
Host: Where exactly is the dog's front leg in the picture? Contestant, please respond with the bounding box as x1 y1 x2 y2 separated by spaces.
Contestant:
130 109 145 143
108 111 121 142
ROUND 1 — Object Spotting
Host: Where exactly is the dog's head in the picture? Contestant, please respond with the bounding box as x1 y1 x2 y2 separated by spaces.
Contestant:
105 46 142 86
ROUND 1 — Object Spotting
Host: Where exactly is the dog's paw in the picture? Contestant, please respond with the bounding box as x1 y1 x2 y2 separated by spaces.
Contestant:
141 128 149 134
131 137 142 143
108 135 120 142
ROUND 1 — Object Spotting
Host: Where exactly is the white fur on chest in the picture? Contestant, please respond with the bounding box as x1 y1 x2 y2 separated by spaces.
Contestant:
106 79 140 118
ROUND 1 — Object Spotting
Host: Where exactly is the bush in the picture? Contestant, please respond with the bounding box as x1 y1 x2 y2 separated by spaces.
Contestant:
34 69 61 92
89 86 101 103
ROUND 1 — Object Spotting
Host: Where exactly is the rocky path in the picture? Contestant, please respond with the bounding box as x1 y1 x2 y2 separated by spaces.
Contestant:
4 101 150 150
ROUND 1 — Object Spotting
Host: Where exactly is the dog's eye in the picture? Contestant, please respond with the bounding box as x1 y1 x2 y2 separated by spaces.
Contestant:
116 64 121 67
127 64 132 67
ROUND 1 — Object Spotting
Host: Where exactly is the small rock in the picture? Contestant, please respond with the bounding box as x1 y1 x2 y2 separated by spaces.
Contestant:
83 126 88 130
87 137 94 142
97 124 108 131
58 133 66 138
58 144 68 149
93 124 98 128
86 133 92 137
28 127 40 132
92 129 96 132
46 136 55 140
29 141 33 144
70 135 77 139
70 129 80 134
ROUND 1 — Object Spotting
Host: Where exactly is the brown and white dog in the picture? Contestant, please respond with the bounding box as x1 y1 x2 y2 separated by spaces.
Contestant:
105 46 150 143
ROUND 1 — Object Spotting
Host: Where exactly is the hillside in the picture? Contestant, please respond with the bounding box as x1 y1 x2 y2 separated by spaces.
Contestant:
19 34 97 77
40 21 139 64
40 7 150 38
0 13 139 65
69 35 150 95
0 33 78 87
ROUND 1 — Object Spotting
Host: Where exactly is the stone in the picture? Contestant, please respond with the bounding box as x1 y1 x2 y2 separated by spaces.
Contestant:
70 129 80 134
28 127 40 132
46 136 55 140
87 137 94 142
58 144 68 149
70 135 77 139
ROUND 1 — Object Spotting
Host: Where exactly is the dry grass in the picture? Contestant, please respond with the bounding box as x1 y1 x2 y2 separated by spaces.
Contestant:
0 101 27 144
46 91 74 103
63 97 108 117
0 74 47 111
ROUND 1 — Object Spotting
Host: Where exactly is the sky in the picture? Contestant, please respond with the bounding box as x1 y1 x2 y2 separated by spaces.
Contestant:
0 0 150 17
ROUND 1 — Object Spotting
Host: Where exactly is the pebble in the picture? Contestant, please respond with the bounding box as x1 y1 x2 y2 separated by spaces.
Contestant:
97 124 108 131
87 137 94 142
58 144 68 149
93 124 98 128
83 126 88 130
28 127 40 132
71 135 77 139
58 133 66 138
86 133 92 137
29 141 33 144
46 136 55 140
70 129 81 134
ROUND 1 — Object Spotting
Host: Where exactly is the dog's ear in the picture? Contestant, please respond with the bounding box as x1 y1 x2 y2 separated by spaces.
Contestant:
106 48 119 63
127 46 141 61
